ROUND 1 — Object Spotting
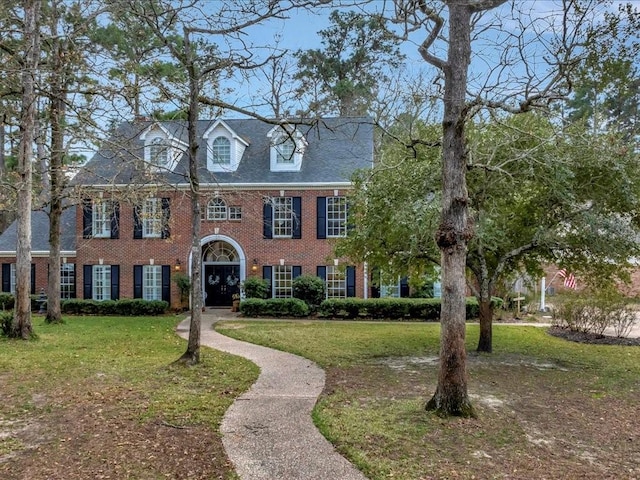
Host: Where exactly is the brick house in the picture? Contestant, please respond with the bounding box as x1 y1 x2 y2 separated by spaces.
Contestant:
0 117 374 309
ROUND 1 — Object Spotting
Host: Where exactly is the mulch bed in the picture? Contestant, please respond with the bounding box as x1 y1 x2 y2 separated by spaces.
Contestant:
548 325 640 346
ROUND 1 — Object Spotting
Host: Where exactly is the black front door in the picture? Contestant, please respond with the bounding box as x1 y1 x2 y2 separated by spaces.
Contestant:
204 264 240 307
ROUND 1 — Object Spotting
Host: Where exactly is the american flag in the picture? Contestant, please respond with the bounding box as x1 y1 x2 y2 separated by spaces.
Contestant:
558 269 577 289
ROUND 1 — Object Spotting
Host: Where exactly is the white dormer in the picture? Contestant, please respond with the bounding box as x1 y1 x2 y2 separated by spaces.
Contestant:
203 120 249 173
140 123 186 172
267 124 308 172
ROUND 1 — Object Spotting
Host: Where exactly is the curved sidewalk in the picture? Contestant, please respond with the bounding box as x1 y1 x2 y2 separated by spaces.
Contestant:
177 313 367 480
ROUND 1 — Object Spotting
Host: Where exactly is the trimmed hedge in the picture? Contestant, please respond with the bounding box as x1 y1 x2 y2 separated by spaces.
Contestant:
0 293 14 311
0 294 169 316
292 275 325 311
60 299 169 316
0 310 12 336
239 298 310 318
318 297 503 321
0 293 46 312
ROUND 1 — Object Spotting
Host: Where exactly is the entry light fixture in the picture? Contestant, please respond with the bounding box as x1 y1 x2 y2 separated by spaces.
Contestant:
251 259 258 272
175 259 181 271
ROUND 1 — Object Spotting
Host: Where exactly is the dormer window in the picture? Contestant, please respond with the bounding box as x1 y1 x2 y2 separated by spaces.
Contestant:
203 120 248 172
267 125 307 172
149 138 169 169
275 138 295 164
211 136 231 165
140 123 184 172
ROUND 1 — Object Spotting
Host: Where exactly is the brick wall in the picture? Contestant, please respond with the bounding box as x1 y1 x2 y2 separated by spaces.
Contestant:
74 187 365 308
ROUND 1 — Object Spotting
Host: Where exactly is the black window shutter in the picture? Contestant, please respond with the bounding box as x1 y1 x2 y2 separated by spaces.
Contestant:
263 202 273 239
82 199 92 238
71 264 77 298
292 266 302 279
316 266 326 281
292 197 302 239
162 265 171 303
110 265 120 300
316 197 326 239
133 205 142 239
30 264 36 294
110 202 120 239
346 266 356 297
400 277 410 298
161 198 171 239
133 265 143 298
83 265 93 299
1 263 10 292
370 268 380 298
262 266 273 298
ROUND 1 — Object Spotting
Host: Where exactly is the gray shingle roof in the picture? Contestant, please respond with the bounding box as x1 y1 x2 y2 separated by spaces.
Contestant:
73 117 374 186
0 207 76 254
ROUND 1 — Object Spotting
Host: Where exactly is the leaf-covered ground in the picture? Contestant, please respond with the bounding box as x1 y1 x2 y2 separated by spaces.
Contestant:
219 321 640 480
0 316 258 480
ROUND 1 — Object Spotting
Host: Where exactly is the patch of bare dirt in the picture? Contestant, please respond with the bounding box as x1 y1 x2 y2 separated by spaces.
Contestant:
323 354 640 480
0 386 233 480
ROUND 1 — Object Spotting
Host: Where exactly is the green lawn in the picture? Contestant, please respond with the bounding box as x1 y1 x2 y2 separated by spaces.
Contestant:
217 320 640 480
0 315 258 480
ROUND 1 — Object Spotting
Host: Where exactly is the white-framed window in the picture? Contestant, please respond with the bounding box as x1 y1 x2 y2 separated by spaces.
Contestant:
210 136 231 164
148 137 169 169
143 265 162 300
268 126 307 172
275 137 295 164
9 263 16 294
92 265 111 301
380 283 400 298
60 263 75 299
228 206 242 221
92 200 111 238
142 198 162 238
325 266 346 299
273 265 293 298
207 198 227 220
327 196 347 237
273 197 293 237
204 121 248 172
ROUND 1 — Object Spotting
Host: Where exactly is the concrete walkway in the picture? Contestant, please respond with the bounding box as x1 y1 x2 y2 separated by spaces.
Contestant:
176 312 368 480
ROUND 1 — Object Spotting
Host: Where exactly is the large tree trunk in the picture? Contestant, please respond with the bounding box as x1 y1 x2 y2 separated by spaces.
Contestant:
176 30 201 365
426 3 475 417
0 115 5 173
45 7 67 324
477 296 494 353
12 0 41 339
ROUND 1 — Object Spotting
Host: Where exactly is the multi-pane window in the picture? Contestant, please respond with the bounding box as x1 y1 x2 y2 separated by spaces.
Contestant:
207 198 227 220
142 198 162 238
211 136 231 164
60 263 75 299
9 263 16 294
148 137 168 169
92 265 111 301
92 200 111 238
325 266 346 299
143 265 162 300
275 138 295 163
327 196 347 237
273 265 293 298
273 197 293 237
228 206 242 220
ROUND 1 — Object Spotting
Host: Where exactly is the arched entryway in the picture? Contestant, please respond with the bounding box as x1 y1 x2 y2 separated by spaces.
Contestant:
198 236 246 307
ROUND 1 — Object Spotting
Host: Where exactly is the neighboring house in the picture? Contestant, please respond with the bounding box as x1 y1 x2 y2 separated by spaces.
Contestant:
0 208 77 298
0 117 374 309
